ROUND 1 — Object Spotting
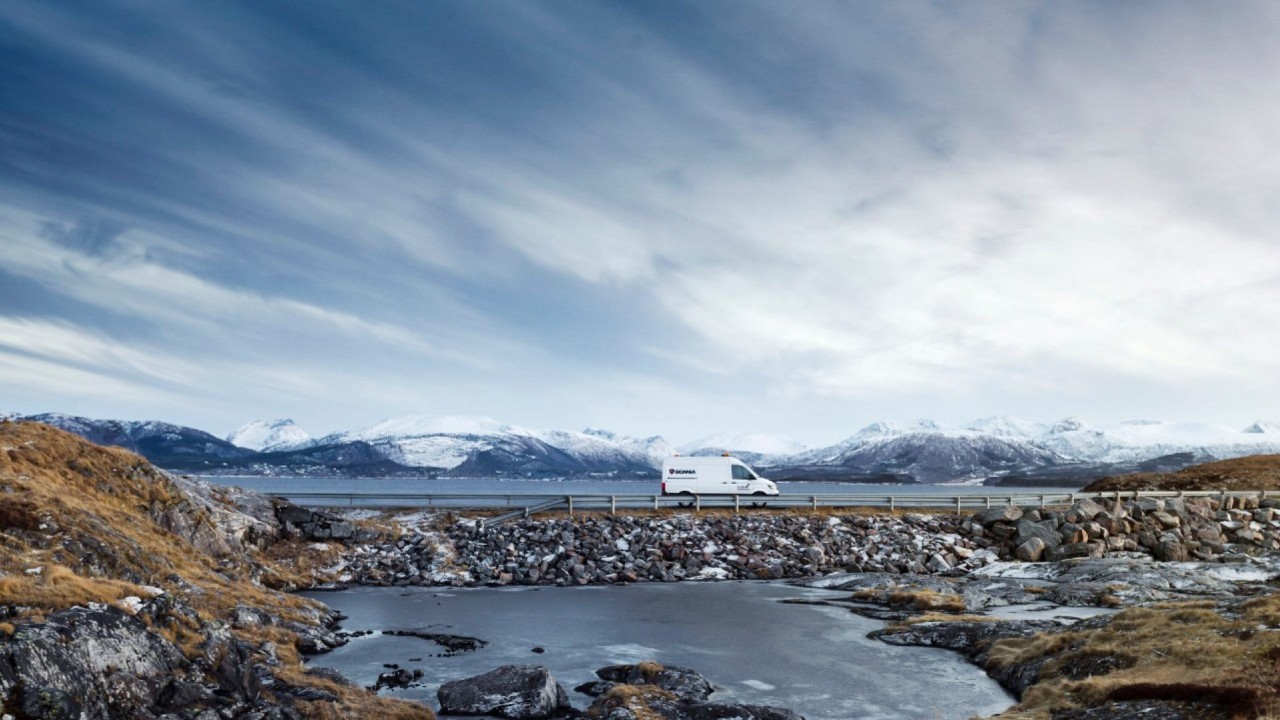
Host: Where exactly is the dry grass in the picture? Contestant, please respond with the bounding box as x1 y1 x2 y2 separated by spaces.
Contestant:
898 613 997 626
987 595 1280 719
887 588 967 613
1084 454 1280 492
0 564 146 608
274 666 436 719
588 684 678 720
636 660 665 682
0 421 415 719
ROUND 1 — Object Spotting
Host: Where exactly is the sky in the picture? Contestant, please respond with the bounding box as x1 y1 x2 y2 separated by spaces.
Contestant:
2 1 1280 446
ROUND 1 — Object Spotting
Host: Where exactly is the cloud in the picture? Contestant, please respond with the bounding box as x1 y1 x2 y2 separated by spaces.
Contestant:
2 0 1279 440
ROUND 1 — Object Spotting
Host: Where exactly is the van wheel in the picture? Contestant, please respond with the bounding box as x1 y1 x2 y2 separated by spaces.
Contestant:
676 491 694 508
750 491 768 508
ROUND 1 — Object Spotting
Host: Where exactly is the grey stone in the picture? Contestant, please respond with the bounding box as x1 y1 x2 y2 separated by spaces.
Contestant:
1015 537 1046 562
437 664 568 719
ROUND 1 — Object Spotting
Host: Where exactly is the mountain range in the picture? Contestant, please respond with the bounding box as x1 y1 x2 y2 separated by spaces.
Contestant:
5 412 1280 485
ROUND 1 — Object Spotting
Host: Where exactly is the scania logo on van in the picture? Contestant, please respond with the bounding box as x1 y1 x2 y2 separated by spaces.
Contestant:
668 468 696 475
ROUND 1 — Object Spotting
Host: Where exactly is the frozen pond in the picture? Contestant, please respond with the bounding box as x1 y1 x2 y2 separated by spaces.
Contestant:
302 581 1012 720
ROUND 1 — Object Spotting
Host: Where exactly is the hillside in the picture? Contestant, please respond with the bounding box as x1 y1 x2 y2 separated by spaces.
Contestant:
0 420 430 719
1083 454 1280 492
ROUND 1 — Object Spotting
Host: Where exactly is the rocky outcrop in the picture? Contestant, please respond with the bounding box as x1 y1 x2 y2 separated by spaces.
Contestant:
578 663 802 720
576 663 714 702
437 664 571 719
0 604 186 720
0 601 349 719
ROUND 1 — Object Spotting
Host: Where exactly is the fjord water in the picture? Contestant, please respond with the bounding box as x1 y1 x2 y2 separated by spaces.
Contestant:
302 581 1011 720
212 475 1074 501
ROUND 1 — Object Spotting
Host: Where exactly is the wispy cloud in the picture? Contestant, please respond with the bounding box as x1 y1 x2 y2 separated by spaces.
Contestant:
2 0 1279 442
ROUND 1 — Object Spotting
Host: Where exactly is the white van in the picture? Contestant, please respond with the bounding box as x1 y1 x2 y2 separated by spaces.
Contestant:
661 455 779 502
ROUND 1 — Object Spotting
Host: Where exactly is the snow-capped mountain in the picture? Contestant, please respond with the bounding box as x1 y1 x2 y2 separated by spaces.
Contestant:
13 411 1280 484
311 415 668 477
226 418 311 452
16 413 253 469
762 417 1280 484
773 420 1064 484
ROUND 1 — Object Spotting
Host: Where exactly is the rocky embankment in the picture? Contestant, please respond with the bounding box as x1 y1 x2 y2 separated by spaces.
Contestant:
0 421 430 719
805 558 1280 719
339 493 1280 586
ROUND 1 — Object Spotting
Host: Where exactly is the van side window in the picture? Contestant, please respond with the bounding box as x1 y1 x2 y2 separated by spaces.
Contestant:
731 465 753 480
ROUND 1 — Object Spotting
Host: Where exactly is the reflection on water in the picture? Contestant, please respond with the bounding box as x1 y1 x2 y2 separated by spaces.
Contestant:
302 581 1012 720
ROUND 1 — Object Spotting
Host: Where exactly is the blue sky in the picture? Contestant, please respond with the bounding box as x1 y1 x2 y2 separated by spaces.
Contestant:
2 1 1279 444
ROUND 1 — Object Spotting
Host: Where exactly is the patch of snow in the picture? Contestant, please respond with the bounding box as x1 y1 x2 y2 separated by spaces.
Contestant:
741 680 776 691
226 419 311 451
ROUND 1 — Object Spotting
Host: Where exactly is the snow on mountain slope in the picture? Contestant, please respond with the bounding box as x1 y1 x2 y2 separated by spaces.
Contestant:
317 415 671 472
680 432 811 457
964 415 1045 438
1038 418 1280 463
226 419 311 451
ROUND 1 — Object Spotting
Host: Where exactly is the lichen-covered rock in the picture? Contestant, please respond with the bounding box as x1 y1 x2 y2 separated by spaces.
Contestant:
437 664 569 719
0 604 187 720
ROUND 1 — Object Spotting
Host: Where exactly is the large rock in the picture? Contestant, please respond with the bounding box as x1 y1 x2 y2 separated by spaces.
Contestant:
1015 537 1047 562
1014 520 1061 549
976 506 1024 525
0 604 187 720
438 664 569 719
587 663 715 702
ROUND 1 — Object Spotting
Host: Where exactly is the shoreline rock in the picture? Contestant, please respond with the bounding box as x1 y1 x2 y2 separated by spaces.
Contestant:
335 494 1280 588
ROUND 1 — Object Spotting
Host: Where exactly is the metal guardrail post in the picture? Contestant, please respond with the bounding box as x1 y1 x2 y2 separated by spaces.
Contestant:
567 497 573 517
610 496 616 515
654 495 659 510
695 494 701 511
813 496 818 511
889 496 895 511
1040 495 1045 509
734 495 740 514
955 497 961 513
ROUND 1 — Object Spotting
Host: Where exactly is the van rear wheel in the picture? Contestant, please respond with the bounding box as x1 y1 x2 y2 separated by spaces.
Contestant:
676 491 694 508
750 491 768 508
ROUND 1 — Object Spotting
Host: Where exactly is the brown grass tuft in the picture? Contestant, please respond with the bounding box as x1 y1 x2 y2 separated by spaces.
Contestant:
887 588 967 613
0 564 145 608
589 684 678 720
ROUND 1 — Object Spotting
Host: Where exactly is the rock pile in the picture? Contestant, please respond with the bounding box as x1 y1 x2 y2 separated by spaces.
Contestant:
446 513 995 585
968 494 1280 564
340 494 1280 587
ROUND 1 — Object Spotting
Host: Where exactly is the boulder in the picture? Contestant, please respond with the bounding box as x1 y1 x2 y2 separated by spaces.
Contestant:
1015 537 1046 562
1155 539 1189 562
1072 498 1107 521
0 604 187 720
1014 520 1061 549
975 507 1023 525
593 663 715 702
437 664 569 719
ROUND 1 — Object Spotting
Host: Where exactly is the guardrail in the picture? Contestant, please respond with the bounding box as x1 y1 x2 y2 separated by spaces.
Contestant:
270 488 1274 528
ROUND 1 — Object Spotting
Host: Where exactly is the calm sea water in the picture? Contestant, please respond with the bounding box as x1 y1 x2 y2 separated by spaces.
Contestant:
209 475 1076 499
302 581 1012 720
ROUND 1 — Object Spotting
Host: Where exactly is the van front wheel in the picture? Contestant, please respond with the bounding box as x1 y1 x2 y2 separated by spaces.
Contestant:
676 491 694 508
750 491 768 508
